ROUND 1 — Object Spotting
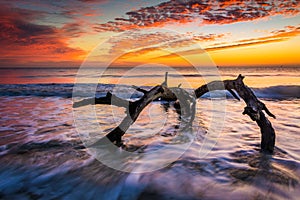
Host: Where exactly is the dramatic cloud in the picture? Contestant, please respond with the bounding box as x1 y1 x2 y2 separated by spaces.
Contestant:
61 21 87 38
207 25 300 51
0 4 85 66
94 0 300 32
1 0 299 67
105 30 227 59
154 25 300 59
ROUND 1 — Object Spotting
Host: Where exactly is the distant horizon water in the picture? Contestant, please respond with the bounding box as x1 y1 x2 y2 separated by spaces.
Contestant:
0 66 299 87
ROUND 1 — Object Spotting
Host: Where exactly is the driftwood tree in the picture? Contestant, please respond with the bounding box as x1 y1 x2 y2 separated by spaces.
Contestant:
73 73 276 154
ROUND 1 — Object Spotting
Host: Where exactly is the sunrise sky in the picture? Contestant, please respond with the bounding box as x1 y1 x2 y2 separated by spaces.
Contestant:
1 0 299 68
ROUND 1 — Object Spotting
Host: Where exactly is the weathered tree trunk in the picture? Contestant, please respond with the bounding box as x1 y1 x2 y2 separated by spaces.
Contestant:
195 74 276 153
106 85 164 145
73 74 276 153
256 111 276 153
73 91 129 108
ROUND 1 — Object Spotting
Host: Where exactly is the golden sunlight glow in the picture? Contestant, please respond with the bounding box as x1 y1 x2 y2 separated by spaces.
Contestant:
209 36 300 66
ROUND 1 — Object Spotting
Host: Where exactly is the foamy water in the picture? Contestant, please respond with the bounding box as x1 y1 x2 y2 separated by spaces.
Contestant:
0 67 299 199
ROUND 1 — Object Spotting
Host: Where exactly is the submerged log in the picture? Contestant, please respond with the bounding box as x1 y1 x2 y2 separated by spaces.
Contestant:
195 74 276 153
106 85 164 145
73 74 276 153
73 91 129 108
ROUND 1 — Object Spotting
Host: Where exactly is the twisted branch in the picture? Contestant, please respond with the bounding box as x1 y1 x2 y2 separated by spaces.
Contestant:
73 74 276 153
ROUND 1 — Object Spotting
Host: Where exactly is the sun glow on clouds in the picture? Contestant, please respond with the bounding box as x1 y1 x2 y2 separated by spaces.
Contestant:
94 0 299 32
0 0 299 67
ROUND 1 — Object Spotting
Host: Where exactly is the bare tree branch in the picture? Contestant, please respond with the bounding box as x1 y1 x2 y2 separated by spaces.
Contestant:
194 74 276 153
73 92 129 108
227 89 240 101
74 74 276 153
132 85 148 94
92 85 164 146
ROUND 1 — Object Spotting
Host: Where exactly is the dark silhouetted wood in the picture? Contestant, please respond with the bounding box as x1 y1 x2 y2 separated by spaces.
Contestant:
195 74 276 153
73 92 129 108
106 85 164 145
74 74 276 153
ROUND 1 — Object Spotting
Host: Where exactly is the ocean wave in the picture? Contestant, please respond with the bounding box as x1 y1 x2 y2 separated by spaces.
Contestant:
0 84 299 100
0 84 75 98
253 85 300 99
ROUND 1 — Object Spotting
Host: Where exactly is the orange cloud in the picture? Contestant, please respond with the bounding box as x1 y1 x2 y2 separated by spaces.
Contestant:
94 0 300 32
116 47 162 60
103 31 228 67
153 25 300 59
0 5 86 67
106 31 227 60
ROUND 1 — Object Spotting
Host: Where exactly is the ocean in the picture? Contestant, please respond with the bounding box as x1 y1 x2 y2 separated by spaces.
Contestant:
0 66 299 199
